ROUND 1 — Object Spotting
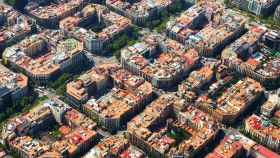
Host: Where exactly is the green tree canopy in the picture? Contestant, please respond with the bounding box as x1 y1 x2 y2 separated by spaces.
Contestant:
5 0 28 11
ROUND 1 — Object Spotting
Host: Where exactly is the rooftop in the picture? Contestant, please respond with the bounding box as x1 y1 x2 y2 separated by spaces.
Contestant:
0 5 32 44
121 33 200 85
106 0 175 19
84 82 152 120
10 136 49 158
245 114 280 142
167 0 224 41
127 94 219 156
0 64 28 96
66 63 120 101
179 64 214 93
3 30 83 77
64 108 97 130
53 127 97 156
197 78 263 123
28 0 87 20
206 129 256 158
83 134 129 158
186 9 247 55
59 3 131 49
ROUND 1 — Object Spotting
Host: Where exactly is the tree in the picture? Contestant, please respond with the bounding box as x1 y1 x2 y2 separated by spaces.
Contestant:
224 0 231 7
5 0 28 11
113 51 121 60
0 113 6 122
56 85 67 96
4 0 16 6
50 73 70 89
169 1 183 14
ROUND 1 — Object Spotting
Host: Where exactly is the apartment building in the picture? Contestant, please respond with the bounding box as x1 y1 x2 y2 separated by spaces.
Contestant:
245 114 280 152
52 127 98 157
82 72 153 132
44 98 72 125
206 129 280 158
67 61 153 132
66 63 120 107
231 0 280 16
250 144 280 158
119 146 145 158
197 78 263 124
9 136 50 158
64 108 97 130
169 106 219 157
205 133 246 158
106 0 176 25
262 30 280 51
27 0 89 28
83 134 144 158
25 105 56 135
261 91 280 117
222 25 267 61
127 94 174 157
0 5 33 52
223 25 280 86
179 64 214 97
0 64 28 109
166 0 224 44
208 76 234 97
2 97 98 157
9 126 98 158
121 33 200 89
186 10 247 56
127 94 219 158
60 4 132 54
2 30 84 85
2 103 56 143
1 104 55 142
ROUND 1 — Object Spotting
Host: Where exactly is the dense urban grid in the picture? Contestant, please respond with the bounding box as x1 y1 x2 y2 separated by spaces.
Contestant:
0 0 280 158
